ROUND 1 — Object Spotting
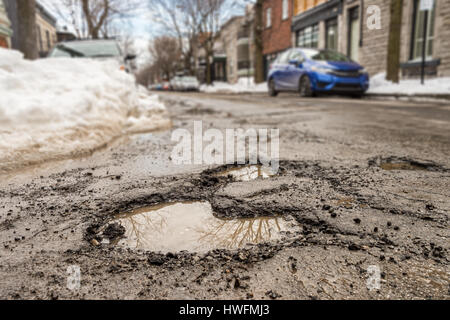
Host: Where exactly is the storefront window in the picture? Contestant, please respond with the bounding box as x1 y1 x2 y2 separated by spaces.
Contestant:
411 0 435 60
296 24 319 48
325 18 338 51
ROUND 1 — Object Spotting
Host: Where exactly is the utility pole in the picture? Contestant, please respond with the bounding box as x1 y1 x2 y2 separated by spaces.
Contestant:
253 0 264 84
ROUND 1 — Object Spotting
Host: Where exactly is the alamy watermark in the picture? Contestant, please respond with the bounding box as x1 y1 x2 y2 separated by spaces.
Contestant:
366 265 381 291
367 5 382 30
171 121 279 173
67 265 81 291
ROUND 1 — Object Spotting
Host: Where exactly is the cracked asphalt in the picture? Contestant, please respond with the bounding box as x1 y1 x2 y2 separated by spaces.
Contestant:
0 92 449 300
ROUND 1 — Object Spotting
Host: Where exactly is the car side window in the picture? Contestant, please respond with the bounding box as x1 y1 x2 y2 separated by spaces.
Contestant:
289 51 304 63
278 50 291 64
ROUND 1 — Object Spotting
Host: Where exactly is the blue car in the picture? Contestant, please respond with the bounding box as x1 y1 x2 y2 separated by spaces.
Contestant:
267 48 369 97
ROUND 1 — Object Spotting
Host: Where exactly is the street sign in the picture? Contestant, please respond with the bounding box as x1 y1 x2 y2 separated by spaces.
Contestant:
420 0 434 11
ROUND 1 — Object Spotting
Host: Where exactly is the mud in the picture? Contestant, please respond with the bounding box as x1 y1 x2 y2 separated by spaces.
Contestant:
0 92 449 300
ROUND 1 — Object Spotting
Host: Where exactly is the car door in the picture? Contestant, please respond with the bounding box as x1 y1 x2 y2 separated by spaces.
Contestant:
272 50 291 90
285 50 306 91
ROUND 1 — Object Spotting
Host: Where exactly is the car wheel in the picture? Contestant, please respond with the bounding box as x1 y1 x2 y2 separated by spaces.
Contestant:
299 75 313 97
268 79 278 97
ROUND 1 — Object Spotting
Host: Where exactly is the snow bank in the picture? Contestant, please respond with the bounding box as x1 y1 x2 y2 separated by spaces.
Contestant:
369 73 450 95
0 48 170 172
201 77 267 93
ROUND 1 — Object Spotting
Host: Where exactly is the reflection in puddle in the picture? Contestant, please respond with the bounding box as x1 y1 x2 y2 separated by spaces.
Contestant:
114 202 298 253
218 165 276 182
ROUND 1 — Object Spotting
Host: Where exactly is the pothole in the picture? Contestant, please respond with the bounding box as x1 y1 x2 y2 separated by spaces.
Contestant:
369 157 443 171
217 165 277 182
380 162 428 171
109 201 299 253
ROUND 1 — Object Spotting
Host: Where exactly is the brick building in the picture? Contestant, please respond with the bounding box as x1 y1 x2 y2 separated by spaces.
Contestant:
291 0 449 78
262 0 294 79
0 0 12 48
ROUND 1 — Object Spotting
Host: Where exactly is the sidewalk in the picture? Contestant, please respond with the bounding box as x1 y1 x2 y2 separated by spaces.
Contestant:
200 74 450 102
367 73 450 103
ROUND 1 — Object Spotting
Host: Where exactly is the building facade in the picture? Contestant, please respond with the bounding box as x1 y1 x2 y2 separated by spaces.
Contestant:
0 0 12 48
218 16 245 83
35 2 57 57
291 0 449 78
262 0 294 79
4 0 57 56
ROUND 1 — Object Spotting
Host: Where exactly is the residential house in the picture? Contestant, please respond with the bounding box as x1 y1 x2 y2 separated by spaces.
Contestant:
262 0 294 79
35 2 57 56
195 32 228 83
217 16 245 83
291 0 450 78
237 4 256 80
4 0 57 56
57 27 77 42
0 0 12 48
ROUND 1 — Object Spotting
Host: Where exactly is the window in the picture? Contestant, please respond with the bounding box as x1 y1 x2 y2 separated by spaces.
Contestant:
266 8 272 28
411 0 435 60
296 24 319 48
46 31 50 51
289 50 304 63
348 7 360 61
37 26 43 51
282 0 289 20
325 18 338 51
277 50 292 64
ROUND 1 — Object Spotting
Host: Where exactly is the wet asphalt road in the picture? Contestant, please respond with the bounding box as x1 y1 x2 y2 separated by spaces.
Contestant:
0 92 449 300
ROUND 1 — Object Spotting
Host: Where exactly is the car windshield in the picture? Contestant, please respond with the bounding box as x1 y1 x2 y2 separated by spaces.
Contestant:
49 41 121 58
302 49 351 62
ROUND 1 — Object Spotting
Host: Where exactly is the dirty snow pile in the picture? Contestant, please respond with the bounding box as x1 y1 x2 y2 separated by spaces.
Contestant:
201 77 267 93
368 73 450 95
0 48 170 171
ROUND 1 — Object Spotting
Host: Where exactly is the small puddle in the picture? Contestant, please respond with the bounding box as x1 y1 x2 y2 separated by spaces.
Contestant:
112 201 298 253
380 162 427 171
217 165 276 182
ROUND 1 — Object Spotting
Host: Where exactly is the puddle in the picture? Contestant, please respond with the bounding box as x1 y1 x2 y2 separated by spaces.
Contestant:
380 162 427 171
113 202 298 253
217 165 277 182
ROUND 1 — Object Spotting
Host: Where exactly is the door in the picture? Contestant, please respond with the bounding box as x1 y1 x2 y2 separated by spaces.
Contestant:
285 50 306 91
348 7 360 62
273 50 292 90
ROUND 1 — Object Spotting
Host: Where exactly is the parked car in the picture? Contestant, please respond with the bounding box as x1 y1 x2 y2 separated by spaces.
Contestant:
267 48 369 97
170 76 182 91
162 81 171 91
178 76 200 92
48 39 136 73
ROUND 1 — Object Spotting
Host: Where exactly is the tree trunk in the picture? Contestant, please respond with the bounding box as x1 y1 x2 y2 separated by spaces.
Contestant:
17 0 38 59
82 0 109 39
206 52 212 85
386 0 403 83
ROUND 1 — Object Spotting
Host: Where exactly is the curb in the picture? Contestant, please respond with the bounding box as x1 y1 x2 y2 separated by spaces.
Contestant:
365 93 450 103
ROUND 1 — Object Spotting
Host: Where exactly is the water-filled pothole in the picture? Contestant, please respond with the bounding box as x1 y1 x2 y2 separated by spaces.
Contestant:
380 161 427 171
217 165 277 182
111 201 299 253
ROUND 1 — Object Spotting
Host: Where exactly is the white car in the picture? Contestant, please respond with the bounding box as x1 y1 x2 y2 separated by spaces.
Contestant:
170 76 182 91
48 39 136 73
178 76 200 91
